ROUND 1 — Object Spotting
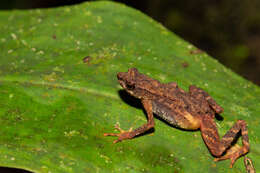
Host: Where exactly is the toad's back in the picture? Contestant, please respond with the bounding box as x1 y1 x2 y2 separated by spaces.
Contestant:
151 92 212 130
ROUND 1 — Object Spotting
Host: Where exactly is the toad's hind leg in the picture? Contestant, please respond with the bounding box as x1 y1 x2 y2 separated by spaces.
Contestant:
200 116 249 168
189 85 223 114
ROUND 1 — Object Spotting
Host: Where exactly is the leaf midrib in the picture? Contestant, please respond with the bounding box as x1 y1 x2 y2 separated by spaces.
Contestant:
0 77 118 100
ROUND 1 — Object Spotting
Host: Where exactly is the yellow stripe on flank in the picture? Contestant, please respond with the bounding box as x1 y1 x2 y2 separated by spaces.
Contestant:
222 137 234 142
183 112 200 130
242 130 248 135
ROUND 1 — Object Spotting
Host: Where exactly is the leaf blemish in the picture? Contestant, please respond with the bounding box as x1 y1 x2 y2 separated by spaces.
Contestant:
30 26 36 31
9 94 14 99
100 154 111 163
176 41 182 45
158 74 166 81
1 38 6 42
231 105 251 117
64 130 80 137
8 49 13 54
21 40 27 45
187 45 192 49
97 16 103 23
84 11 92 16
36 50 44 55
11 33 17 40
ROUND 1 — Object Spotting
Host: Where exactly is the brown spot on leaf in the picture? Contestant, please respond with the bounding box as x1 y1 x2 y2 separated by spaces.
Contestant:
182 62 189 68
83 56 91 64
52 35 56 39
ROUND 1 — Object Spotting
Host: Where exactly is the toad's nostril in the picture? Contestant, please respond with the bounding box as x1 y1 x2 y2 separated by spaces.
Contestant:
117 72 123 79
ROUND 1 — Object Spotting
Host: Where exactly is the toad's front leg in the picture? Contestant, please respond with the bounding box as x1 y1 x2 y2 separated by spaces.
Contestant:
200 116 249 168
104 99 155 143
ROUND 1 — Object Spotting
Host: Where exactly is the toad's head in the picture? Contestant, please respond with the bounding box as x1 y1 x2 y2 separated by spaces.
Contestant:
117 68 139 94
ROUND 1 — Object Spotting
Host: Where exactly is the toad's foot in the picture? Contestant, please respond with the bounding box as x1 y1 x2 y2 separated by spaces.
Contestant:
104 124 133 143
244 157 255 173
214 144 248 168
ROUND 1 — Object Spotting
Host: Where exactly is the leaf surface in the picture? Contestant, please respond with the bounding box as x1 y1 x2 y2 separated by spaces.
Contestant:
0 2 259 173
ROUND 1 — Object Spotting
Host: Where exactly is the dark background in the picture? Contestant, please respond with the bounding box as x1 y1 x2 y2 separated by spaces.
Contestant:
1 1 260 172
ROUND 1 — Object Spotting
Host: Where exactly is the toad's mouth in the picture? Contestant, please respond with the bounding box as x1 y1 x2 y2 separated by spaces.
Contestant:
118 80 126 89
117 72 128 89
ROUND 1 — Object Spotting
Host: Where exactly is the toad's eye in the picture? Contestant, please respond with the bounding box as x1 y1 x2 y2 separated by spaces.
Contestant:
126 84 135 90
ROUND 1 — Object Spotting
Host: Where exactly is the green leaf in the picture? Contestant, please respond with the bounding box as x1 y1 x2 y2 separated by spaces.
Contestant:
0 1 259 173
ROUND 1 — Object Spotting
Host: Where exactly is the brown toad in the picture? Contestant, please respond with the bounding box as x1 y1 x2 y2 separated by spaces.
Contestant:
104 68 249 168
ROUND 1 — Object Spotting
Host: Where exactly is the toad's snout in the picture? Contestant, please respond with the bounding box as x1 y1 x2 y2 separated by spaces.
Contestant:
117 72 124 80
